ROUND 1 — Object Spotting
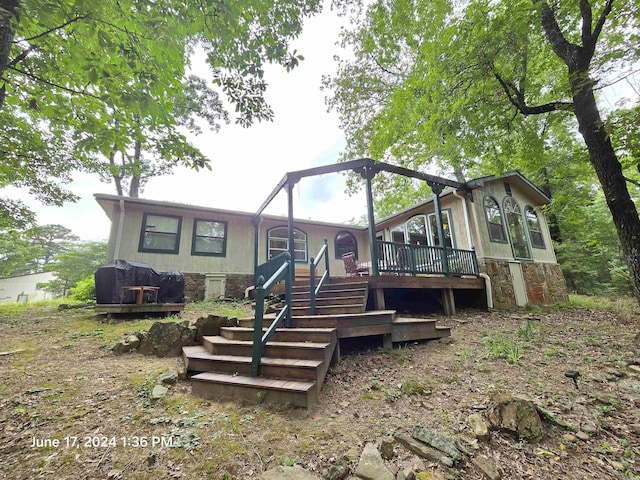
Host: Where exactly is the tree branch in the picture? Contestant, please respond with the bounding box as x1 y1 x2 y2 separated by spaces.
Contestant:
537 1 575 63
494 72 573 115
20 14 91 43
8 66 102 101
579 0 593 44
7 45 35 69
625 176 640 189
590 0 613 49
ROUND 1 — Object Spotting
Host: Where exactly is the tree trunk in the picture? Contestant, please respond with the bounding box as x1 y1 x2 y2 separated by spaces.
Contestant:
128 139 142 197
571 75 640 301
0 1 20 110
109 150 123 196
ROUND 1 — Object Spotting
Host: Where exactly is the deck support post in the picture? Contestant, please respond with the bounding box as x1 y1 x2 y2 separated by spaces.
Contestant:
373 288 385 310
442 288 456 316
382 334 392 350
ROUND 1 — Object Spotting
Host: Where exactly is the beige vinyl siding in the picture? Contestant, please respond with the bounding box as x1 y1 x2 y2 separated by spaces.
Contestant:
258 218 369 276
110 204 257 274
472 182 557 263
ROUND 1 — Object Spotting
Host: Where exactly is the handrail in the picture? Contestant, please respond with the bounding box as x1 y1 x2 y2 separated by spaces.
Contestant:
375 240 479 276
309 238 330 315
252 252 291 376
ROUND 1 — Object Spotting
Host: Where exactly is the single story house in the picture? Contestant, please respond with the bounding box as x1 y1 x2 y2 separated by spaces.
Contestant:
95 160 568 312
0 271 56 303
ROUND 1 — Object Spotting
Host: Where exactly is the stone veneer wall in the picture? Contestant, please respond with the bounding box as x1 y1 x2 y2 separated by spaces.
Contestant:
224 273 255 298
478 259 517 310
521 262 568 305
183 273 205 302
181 273 254 302
478 259 568 309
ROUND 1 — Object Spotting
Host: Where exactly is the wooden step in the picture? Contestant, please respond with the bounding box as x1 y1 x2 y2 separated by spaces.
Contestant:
202 335 329 360
183 345 322 382
220 326 336 343
291 287 368 299
391 317 451 342
190 371 317 408
290 304 365 316
238 311 397 339
291 295 365 307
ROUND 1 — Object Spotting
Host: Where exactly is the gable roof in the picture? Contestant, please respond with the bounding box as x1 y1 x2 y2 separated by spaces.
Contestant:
465 170 551 205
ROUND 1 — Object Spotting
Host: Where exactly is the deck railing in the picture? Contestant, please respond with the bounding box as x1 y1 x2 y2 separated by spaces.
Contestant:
309 239 330 315
251 252 292 376
376 240 479 276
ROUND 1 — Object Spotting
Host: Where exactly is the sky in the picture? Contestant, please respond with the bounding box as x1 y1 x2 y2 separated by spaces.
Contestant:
3 2 368 242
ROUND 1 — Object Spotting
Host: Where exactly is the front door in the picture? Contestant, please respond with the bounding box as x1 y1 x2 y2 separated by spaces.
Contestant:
508 261 528 306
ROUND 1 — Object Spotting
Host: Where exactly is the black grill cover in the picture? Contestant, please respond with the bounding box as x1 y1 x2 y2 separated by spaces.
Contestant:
95 260 161 304
156 270 185 304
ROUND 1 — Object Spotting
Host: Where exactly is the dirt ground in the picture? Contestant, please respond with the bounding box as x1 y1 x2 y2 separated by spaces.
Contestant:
0 300 639 480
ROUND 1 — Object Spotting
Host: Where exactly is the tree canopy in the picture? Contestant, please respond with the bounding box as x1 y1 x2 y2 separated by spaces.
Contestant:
327 0 640 299
0 0 322 225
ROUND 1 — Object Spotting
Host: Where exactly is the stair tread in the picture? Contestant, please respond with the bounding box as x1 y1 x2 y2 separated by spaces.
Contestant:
241 310 395 321
191 371 315 392
203 336 330 349
221 327 336 333
183 346 323 368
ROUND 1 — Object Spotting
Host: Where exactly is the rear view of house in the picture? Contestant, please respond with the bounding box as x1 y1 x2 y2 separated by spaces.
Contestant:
95 159 567 313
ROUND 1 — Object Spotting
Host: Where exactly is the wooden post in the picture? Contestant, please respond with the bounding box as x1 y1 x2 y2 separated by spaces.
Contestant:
442 288 456 316
429 182 449 276
362 165 379 276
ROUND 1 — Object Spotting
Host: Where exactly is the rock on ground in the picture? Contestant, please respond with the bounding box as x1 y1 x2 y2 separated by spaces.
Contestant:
259 466 321 480
355 443 395 480
486 394 544 441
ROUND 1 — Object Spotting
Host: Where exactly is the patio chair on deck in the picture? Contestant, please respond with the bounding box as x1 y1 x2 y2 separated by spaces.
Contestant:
342 252 370 277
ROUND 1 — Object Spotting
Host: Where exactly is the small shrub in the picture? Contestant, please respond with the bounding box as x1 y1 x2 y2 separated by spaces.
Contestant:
71 276 95 303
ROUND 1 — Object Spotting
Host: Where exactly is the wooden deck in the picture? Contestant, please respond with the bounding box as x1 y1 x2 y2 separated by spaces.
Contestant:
94 303 185 320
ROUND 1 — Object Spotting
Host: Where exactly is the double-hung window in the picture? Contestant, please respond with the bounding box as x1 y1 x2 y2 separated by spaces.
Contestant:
192 219 227 256
139 213 182 253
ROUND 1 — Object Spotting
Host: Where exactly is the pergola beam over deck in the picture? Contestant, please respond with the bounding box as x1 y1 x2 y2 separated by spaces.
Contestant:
254 158 466 219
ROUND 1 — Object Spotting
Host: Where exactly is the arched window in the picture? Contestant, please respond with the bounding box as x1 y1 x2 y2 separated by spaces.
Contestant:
335 231 357 259
525 206 545 249
267 226 307 262
503 197 531 259
483 196 507 243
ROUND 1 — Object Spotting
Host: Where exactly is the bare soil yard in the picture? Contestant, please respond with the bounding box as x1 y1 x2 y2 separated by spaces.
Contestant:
0 299 639 479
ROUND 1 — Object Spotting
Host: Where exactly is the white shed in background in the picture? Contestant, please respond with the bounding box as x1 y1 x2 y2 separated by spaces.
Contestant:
0 272 56 303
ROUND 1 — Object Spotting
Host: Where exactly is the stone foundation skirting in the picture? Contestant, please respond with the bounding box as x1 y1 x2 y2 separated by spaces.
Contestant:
182 272 254 302
478 259 568 309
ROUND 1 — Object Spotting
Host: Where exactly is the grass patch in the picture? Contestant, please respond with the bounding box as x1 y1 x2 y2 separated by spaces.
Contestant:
558 294 640 314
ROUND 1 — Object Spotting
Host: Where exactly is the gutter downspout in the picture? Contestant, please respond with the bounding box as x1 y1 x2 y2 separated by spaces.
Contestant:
113 198 125 261
454 189 493 309
479 273 494 309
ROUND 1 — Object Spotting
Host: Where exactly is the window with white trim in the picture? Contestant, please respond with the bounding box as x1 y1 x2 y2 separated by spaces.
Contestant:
524 206 545 249
139 213 181 253
192 219 227 256
267 227 307 262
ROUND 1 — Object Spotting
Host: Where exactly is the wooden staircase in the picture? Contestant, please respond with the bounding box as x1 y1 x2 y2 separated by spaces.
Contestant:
183 279 451 407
